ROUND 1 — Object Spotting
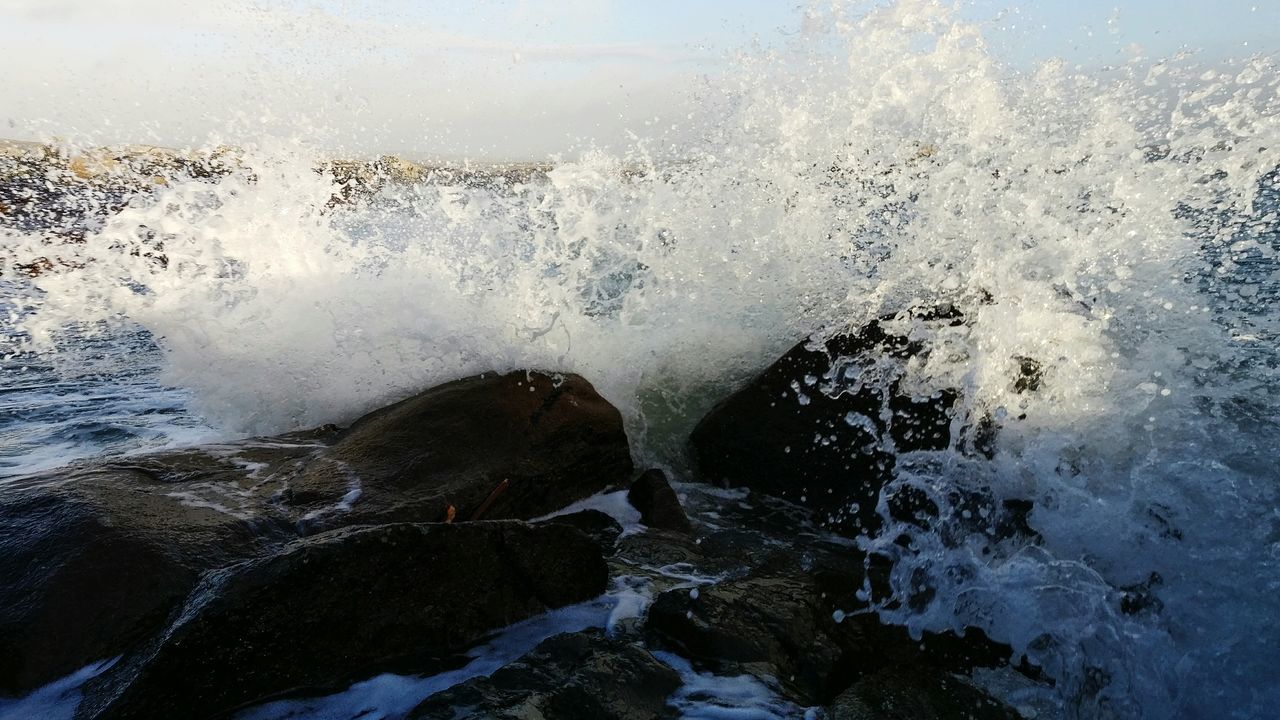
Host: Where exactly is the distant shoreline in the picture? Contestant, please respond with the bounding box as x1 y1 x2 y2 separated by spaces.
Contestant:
0 137 555 174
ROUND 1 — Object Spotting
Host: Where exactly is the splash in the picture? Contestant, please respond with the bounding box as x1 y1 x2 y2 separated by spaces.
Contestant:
4 1 1280 716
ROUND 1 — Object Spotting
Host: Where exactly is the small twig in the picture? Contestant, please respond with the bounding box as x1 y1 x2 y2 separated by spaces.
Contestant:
469 479 510 521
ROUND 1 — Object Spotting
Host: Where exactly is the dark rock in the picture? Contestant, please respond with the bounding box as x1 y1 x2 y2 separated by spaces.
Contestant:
883 481 1040 548
0 442 316 695
407 630 680 720
994 498 1039 544
689 311 1043 548
610 486 871 597
538 509 624 550
81 521 608 719
1 371 629 695
1012 356 1044 394
646 568 1012 705
613 528 706 571
286 371 633 527
627 469 692 533
689 312 963 534
1119 572 1164 616
828 666 1021 719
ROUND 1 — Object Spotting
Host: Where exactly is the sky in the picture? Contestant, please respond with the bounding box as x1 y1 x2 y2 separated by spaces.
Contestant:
1 0 1277 160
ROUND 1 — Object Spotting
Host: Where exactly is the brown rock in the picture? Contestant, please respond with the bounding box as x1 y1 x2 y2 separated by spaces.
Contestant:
627 469 692 533
286 371 634 527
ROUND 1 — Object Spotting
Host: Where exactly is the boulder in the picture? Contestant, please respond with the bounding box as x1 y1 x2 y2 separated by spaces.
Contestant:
646 568 1012 705
0 371 631 696
82 521 608 719
828 666 1020 720
627 469 692 533
689 309 1040 543
689 311 962 534
0 442 315 695
285 371 633 527
407 630 680 720
538 509 624 550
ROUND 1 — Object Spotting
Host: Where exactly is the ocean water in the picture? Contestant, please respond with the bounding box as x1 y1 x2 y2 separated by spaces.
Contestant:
2 1 1279 717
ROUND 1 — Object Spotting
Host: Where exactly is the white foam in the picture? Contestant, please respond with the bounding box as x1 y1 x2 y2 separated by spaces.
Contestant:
653 651 817 720
534 489 644 536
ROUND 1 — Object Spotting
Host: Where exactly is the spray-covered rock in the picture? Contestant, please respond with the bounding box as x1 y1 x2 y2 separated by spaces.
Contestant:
690 308 966 533
646 566 1014 706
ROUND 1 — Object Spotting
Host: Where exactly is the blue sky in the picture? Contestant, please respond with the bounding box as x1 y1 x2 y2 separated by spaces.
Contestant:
1 1 1276 158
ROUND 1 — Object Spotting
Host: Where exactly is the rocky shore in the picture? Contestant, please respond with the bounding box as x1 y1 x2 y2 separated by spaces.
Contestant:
0 305 1073 718
0 136 1077 718
0 139 552 278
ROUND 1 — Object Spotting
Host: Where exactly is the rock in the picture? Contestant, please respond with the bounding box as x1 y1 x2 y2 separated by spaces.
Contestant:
613 528 706 571
828 666 1021 720
0 141 235 257
882 482 1040 549
0 441 318 695
689 311 964 533
689 309 1040 543
538 509 624 550
627 469 692 533
646 568 1012 705
1012 356 1044 394
1118 572 1164 616
608 485 868 599
1 371 630 695
285 371 633 527
82 521 608 719
407 630 681 720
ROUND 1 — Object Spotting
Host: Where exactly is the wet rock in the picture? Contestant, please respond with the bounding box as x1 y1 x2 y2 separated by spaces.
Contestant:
689 310 964 533
82 521 608 720
646 567 1012 705
0 141 235 260
1118 572 1164 616
828 666 1021 720
614 528 707 572
407 630 680 720
1012 356 1044 394
1 371 630 696
0 442 317 695
538 509 624 550
286 371 633 527
627 469 692 533
882 480 1040 548
608 486 872 600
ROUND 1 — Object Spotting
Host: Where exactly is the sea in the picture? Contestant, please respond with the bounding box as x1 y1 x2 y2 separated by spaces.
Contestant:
2 1 1278 718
